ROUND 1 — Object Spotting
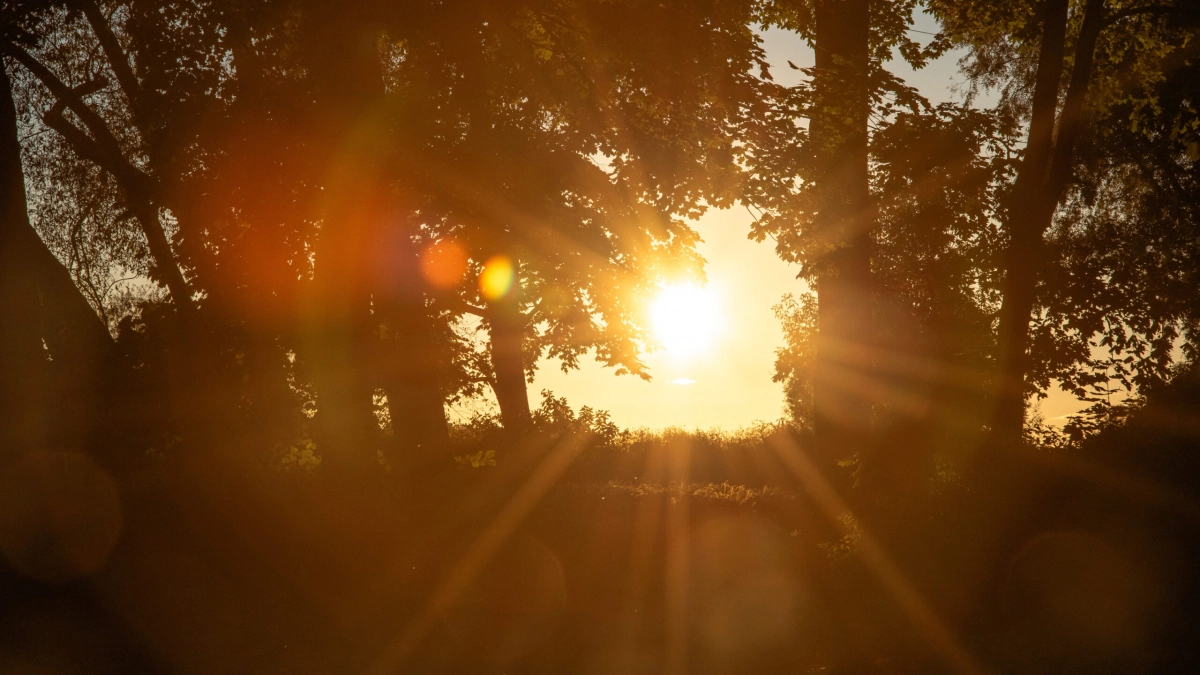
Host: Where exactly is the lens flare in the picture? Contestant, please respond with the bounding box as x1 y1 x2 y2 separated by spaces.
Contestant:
420 238 468 289
479 255 515 301
0 450 122 583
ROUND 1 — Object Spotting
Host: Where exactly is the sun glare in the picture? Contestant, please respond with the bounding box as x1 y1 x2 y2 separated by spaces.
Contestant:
652 284 721 359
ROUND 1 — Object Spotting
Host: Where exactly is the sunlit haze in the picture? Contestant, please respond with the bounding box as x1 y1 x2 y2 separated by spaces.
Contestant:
533 207 801 430
8 5 1195 672
651 284 723 360
531 20 1080 431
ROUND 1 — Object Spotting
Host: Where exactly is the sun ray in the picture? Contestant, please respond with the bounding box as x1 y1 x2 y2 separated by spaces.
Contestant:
623 441 670 617
664 436 692 675
365 432 589 674
768 433 988 675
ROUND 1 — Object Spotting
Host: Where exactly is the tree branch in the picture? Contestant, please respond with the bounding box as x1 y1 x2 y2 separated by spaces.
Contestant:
7 46 193 309
75 0 144 127
1046 0 1106 206
456 300 489 318
6 47 130 174
41 98 110 168
1014 0 1071 203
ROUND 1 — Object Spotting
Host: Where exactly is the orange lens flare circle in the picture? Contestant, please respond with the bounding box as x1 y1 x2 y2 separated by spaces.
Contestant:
479 255 515 301
420 239 468 290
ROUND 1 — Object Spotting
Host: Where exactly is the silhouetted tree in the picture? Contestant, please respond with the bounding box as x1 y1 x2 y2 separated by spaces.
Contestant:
372 0 767 436
1035 9 1200 417
774 103 1019 498
1 8 113 464
748 0 947 479
928 0 1200 439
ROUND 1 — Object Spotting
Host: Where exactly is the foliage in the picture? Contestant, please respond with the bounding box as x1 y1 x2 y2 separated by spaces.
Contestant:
279 437 321 473
744 0 948 281
11 6 154 331
772 103 1018 435
454 448 496 470
530 389 622 446
1061 397 1142 444
926 0 1200 427
1035 21 1200 399
772 291 817 426
3 4 1200 672
373 0 769 387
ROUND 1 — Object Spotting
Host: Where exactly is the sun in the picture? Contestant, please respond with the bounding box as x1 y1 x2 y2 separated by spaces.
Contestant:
651 283 722 359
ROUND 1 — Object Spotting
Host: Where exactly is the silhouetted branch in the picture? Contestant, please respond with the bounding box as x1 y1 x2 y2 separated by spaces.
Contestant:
75 0 144 125
6 45 193 309
1045 0 1105 203
456 300 489 318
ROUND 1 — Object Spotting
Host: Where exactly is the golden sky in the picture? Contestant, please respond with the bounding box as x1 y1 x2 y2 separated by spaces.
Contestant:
529 204 1086 431
532 206 802 429
530 20 1085 431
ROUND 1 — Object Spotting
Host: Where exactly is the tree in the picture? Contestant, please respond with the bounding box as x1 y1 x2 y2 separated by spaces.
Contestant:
6 10 194 311
1034 7 1200 416
376 0 767 435
2 0 771 475
748 0 946 475
6 1 316 468
928 0 1200 440
1 8 114 463
773 103 1018 494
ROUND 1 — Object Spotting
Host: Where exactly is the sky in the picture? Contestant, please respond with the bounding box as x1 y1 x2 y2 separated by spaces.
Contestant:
526 18 1084 431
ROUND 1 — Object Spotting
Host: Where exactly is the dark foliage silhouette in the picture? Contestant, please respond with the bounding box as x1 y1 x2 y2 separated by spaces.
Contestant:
1 0 1198 673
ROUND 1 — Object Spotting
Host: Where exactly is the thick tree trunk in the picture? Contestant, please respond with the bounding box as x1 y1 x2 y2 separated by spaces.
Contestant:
243 328 302 456
991 222 1046 440
490 321 531 432
380 294 452 472
0 63 50 463
0 63 113 462
487 263 532 432
385 370 451 465
992 0 1104 441
811 0 873 470
300 7 388 473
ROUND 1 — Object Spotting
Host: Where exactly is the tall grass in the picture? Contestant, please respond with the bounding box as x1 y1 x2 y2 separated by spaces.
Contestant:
448 390 807 488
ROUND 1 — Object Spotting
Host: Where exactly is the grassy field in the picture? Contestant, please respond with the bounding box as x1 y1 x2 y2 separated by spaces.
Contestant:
3 373 1199 674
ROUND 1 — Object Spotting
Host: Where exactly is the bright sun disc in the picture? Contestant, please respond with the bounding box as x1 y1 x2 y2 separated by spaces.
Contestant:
652 284 721 358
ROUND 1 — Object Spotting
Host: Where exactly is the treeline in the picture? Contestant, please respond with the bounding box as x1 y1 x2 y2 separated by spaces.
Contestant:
1 0 1198 483
1 0 765 476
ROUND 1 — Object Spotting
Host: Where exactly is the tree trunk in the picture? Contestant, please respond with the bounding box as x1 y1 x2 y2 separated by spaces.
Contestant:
385 369 451 467
300 6 388 473
810 0 873 470
487 262 532 432
992 0 1104 441
0 62 113 462
0 63 51 463
8 47 194 312
380 292 452 473
243 328 302 458
41 75 193 308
